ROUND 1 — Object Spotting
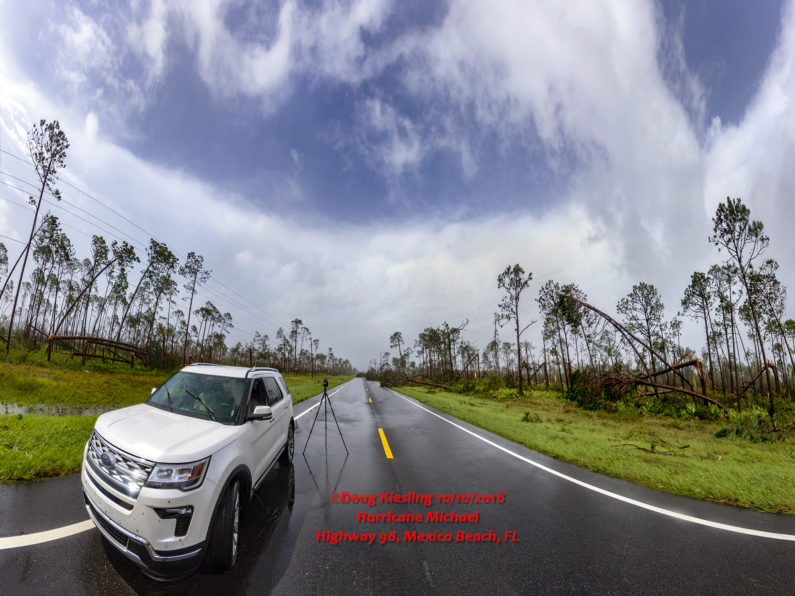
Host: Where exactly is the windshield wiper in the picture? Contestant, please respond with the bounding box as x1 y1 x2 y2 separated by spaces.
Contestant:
165 386 174 412
185 389 216 421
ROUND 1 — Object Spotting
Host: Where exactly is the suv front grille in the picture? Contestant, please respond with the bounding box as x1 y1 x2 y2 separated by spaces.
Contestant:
86 431 154 499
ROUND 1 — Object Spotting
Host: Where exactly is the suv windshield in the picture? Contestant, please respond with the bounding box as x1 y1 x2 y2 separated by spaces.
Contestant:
148 371 245 423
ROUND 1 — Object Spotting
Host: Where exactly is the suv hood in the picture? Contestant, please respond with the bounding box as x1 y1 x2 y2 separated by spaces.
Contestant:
94 403 239 462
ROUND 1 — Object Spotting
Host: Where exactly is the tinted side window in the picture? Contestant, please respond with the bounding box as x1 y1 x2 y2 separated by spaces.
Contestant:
263 377 283 405
248 378 268 414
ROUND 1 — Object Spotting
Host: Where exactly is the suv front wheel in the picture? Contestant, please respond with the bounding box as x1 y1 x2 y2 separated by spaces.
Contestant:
280 422 294 464
206 480 240 571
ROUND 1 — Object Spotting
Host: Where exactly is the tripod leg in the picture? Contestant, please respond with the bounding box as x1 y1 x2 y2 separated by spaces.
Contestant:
302 395 325 454
324 392 328 453
324 393 349 454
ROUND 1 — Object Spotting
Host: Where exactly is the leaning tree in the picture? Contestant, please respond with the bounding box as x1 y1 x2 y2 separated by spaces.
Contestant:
6 120 69 352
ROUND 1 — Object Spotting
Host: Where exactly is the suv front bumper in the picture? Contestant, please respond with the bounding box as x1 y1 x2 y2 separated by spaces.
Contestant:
84 488 205 579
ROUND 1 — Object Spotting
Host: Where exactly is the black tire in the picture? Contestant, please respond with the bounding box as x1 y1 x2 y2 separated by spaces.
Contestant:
206 480 240 572
280 422 294 464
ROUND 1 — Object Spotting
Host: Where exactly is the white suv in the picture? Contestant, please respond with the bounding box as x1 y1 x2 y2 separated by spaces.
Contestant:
81 364 295 579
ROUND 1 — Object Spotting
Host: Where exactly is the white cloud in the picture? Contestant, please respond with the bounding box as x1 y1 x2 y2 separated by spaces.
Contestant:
656 2 708 134
3 0 795 367
704 0 795 298
160 0 393 112
384 0 708 293
56 5 119 90
357 97 423 177
45 0 395 113
84 111 99 139
294 0 392 83
0 58 625 367
127 0 169 86
184 0 295 104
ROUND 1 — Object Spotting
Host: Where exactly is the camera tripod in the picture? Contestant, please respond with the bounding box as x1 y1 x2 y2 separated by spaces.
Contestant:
302 380 348 455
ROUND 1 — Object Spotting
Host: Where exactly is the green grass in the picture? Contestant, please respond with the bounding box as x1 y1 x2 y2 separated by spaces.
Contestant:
0 360 352 481
1 343 172 373
0 414 98 481
395 386 795 513
283 374 353 403
0 360 351 409
0 361 171 409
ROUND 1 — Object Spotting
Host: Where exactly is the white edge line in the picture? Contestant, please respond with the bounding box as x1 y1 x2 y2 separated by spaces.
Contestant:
0 520 95 550
0 381 354 551
388 388 795 542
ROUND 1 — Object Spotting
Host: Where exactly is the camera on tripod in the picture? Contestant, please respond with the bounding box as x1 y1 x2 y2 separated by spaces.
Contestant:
303 378 348 454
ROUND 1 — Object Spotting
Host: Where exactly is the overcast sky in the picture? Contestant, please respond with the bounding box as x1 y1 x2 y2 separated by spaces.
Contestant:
1 0 794 370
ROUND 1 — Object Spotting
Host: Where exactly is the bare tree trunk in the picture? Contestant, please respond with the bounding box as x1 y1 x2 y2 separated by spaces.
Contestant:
5 157 53 352
542 337 549 391
702 314 714 391
182 271 198 365
49 257 120 344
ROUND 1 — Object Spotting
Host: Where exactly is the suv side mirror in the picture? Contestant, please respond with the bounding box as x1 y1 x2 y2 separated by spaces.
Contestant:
250 405 273 421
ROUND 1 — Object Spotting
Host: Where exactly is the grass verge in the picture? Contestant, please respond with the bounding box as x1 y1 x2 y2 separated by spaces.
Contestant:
0 361 170 409
0 361 352 481
0 360 350 409
0 414 98 481
395 385 795 513
284 374 353 403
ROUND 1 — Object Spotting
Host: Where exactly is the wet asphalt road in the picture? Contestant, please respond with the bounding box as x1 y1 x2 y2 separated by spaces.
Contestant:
1 377 794 595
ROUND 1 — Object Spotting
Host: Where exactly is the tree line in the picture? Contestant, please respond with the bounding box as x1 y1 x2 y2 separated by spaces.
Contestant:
228 317 353 375
381 197 794 418
0 119 353 375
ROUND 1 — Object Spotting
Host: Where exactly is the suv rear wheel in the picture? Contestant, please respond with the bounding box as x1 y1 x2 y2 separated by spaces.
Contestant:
206 480 240 571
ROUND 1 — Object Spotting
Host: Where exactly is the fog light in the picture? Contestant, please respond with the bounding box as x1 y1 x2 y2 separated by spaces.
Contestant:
154 506 194 518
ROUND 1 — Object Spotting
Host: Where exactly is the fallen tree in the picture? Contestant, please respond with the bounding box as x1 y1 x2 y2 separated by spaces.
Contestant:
568 298 728 417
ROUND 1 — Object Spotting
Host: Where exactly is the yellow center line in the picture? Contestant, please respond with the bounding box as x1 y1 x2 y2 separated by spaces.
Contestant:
378 428 394 459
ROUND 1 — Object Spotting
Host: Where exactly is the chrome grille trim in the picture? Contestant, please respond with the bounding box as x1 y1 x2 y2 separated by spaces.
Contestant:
86 431 154 499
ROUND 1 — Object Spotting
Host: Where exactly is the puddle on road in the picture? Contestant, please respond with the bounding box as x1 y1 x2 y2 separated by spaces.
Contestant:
0 402 110 416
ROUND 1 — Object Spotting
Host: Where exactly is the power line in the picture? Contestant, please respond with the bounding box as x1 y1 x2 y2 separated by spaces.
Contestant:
0 190 284 334
0 186 146 252
2 152 282 313
0 178 35 198
0 149 30 166
0 169 38 193
56 175 160 241
206 276 283 327
0 148 289 336
0 233 25 245
2 164 283 326
197 279 282 327
1 170 149 248
1 148 159 241
0 193 35 213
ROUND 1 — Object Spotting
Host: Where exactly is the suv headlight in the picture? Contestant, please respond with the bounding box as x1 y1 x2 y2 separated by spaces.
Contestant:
146 457 209 490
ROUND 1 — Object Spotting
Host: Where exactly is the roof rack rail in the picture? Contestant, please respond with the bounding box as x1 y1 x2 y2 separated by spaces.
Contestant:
186 362 221 367
245 366 279 379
